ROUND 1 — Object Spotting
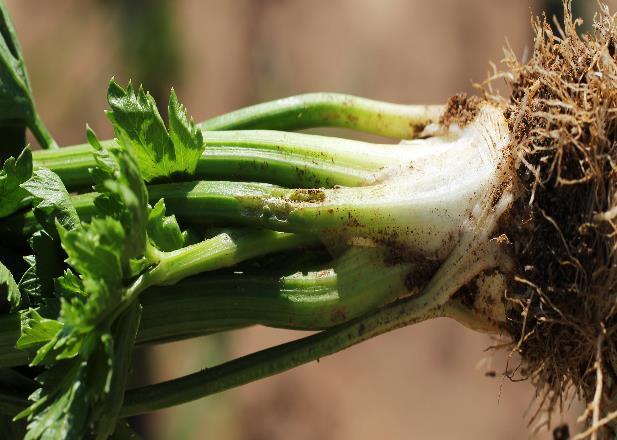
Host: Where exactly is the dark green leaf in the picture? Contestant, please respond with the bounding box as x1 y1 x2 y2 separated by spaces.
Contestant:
0 2 54 151
0 259 19 310
93 302 141 439
0 147 32 218
110 420 142 440
19 231 65 305
21 169 79 237
17 139 149 440
14 167 75 307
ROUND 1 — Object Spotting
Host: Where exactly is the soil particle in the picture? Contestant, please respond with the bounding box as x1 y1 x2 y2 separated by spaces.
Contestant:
552 424 570 440
439 93 482 128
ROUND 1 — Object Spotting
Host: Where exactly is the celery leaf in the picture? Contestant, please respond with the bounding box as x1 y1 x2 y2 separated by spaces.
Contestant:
147 199 186 252
0 1 54 151
21 169 79 237
0 260 19 310
16 147 147 440
0 147 32 218
106 79 204 182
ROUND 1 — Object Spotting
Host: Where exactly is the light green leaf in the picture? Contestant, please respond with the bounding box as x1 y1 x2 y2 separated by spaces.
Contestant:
16 309 62 352
147 199 186 252
106 79 204 182
57 217 125 331
17 338 112 440
87 133 149 267
167 88 204 177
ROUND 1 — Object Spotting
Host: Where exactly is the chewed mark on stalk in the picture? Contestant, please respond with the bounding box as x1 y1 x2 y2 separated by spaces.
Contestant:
289 189 326 203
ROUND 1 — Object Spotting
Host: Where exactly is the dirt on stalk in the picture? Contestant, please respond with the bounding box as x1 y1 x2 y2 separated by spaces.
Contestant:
439 93 483 128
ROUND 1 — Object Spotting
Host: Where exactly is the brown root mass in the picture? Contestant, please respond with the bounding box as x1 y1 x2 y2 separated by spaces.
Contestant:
487 1 617 435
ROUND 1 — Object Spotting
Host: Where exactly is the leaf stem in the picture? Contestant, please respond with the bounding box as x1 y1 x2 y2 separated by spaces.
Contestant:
31 90 444 190
32 130 395 190
201 93 443 139
138 246 413 342
0 246 412 369
0 278 429 418
29 112 56 150
120 293 442 416
148 229 319 287
114 230 319 321
118 193 512 416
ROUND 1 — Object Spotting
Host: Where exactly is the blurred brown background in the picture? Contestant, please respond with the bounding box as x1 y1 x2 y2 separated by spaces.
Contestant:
7 1 617 438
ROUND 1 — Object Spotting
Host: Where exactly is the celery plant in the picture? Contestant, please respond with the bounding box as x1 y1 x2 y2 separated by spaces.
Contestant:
1 1 617 439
